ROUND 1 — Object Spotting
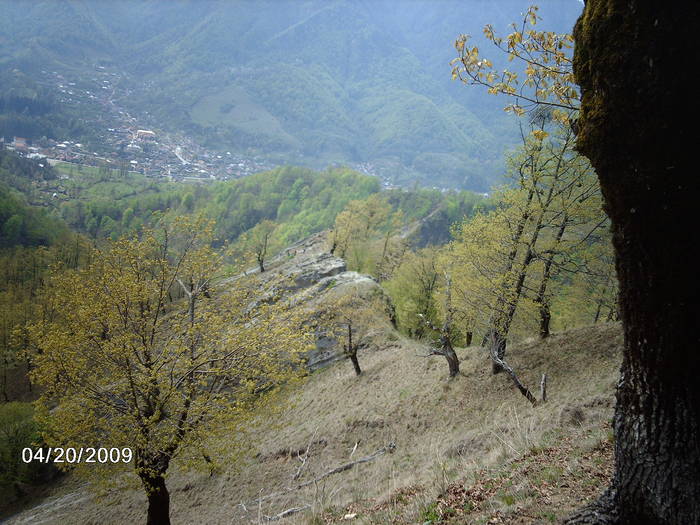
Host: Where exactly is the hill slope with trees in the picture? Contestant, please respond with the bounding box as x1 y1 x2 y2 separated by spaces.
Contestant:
0 0 581 190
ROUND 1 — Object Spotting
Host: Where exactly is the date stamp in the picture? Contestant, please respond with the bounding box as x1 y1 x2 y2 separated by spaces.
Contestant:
22 447 133 464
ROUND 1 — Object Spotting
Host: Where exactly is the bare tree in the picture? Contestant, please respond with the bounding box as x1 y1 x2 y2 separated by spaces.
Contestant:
418 273 460 378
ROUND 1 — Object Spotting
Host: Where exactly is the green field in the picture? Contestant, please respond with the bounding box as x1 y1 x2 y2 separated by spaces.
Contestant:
190 85 301 149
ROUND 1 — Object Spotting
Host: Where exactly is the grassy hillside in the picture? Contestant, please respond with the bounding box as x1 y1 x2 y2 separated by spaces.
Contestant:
4 301 621 524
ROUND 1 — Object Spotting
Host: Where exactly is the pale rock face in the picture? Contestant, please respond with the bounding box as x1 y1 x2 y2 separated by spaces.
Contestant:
286 253 347 290
233 231 392 370
301 271 384 369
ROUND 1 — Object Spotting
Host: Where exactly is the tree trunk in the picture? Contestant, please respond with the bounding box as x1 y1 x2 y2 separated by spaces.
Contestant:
1 358 8 402
443 341 460 378
538 302 551 339
593 274 612 324
488 331 506 374
25 357 32 393
593 300 603 324
569 3 700 523
487 143 569 371
489 229 539 372
484 189 535 371
141 473 170 525
465 330 473 347
441 274 460 378
349 352 362 376
345 323 362 376
535 215 567 339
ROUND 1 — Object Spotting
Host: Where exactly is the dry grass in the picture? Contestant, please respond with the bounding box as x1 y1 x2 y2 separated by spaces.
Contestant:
6 321 622 525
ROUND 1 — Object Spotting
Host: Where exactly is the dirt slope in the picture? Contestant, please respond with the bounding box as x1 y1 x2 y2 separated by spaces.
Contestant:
4 318 621 525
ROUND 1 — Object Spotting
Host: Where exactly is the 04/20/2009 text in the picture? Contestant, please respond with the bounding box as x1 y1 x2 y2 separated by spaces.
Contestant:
22 447 133 464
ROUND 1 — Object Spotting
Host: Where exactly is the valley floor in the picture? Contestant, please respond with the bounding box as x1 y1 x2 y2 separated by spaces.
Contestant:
4 322 621 525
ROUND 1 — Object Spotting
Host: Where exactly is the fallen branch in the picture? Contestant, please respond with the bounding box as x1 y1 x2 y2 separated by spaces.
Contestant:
540 373 547 403
296 442 396 490
491 351 538 406
263 504 311 522
242 442 396 508
292 429 318 481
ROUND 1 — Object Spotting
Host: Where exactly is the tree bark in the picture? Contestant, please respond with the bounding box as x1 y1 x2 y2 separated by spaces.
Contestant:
442 339 460 378
538 302 551 339
487 331 507 374
593 299 603 324
1 358 8 402
345 323 362 376
535 215 567 338
441 274 460 378
349 352 362 376
447 356 459 377
569 2 700 523
140 472 171 525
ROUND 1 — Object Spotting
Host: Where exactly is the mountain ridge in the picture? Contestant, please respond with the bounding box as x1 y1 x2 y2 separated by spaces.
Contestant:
0 0 582 190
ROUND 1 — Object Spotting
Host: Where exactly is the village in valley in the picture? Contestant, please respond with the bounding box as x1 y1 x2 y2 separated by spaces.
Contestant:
1 66 278 182
1 65 398 191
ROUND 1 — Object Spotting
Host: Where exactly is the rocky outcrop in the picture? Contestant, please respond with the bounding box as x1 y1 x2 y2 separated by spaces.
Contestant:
233 231 394 370
285 253 347 291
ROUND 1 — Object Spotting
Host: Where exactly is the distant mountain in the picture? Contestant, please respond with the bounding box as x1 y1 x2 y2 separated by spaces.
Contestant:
0 0 582 190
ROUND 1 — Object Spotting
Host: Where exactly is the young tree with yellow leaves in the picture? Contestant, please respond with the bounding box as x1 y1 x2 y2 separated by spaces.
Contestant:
450 6 613 371
329 194 394 272
418 272 461 378
448 119 609 373
384 248 441 340
451 5 578 122
321 283 394 377
233 218 279 273
28 217 312 525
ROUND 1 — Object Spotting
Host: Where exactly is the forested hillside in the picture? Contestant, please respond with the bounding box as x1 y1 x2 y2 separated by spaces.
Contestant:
0 148 69 247
0 0 581 190
2 1 696 524
0 6 617 519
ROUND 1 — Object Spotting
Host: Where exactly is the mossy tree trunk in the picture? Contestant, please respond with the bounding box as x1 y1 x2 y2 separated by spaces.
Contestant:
569 2 700 523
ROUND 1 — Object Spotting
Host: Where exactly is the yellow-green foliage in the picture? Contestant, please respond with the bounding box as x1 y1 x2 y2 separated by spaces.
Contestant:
0 235 93 401
446 200 539 341
320 284 393 348
331 194 406 278
384 248 441 339
440 123 615 344
452 5 578 123
0 401 47 499
28 217 314 490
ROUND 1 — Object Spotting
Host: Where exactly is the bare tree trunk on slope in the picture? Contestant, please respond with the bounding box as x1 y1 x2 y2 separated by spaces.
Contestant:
419 273 460 378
